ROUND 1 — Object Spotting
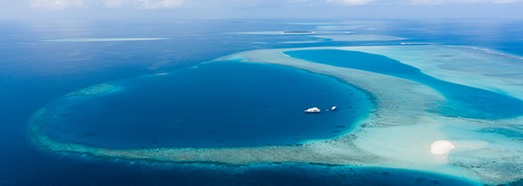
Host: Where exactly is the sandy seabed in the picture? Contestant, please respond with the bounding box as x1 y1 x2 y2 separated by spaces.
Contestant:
29 45 523 185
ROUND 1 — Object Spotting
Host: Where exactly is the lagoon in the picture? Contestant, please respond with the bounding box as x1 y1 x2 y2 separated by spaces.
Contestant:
39 61 371 148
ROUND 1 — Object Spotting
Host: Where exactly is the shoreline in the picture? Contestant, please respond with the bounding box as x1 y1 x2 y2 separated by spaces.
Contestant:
28 45 523 185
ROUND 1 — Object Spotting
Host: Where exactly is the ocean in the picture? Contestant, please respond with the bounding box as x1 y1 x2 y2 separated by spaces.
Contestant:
1 19 522 185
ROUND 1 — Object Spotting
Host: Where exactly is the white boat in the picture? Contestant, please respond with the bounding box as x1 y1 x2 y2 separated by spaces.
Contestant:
304 107 321 113
331 106 337 111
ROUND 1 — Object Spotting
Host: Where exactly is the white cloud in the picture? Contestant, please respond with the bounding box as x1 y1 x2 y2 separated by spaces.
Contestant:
290 0 376 6
23 0 523 11
325 0 522 5
28 0 83 9
410 0 521 4
286 0 321 5
28 0 183 9
137 0 183 9
327 0 375 5
104 0 125 8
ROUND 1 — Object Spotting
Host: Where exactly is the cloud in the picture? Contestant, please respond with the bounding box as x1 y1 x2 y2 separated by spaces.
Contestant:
28 0 83 9
326 0 375 5
28 0 183 10
26 0 523 10
409 0 521 4
137 0 183 9
288 0 376 6
325 0 522 5
104 0 125 8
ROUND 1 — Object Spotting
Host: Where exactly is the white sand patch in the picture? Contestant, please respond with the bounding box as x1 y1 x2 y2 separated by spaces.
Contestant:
431 140 456 155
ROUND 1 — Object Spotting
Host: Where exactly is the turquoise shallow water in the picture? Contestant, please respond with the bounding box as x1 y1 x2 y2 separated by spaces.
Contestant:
3 20 523 185
40 61 372 148
285 49 523 119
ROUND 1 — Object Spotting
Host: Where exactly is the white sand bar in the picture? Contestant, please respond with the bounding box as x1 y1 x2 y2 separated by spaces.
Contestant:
29 45 523 185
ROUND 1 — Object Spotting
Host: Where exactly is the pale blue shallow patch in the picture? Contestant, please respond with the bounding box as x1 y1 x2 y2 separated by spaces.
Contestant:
285 49 523 119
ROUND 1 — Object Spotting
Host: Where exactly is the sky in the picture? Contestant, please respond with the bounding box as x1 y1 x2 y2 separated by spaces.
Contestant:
1 0 523 19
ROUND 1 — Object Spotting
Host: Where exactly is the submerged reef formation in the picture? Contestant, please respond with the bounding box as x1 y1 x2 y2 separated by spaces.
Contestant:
65 83 122 97
29 45 523 185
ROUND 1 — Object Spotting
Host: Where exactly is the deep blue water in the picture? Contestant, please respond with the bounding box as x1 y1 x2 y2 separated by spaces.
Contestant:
41 61 370 148
1 19 523 185
284 49 523 119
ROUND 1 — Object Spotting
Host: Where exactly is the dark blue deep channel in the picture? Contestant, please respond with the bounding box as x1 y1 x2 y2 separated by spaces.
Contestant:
285 49 523 119
41 61 372 148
